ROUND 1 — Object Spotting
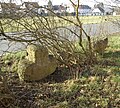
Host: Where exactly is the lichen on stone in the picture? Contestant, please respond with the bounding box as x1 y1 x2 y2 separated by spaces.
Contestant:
17 44 57 81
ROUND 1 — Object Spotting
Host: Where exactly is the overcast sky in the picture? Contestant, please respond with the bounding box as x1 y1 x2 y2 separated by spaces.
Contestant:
1 0 119 7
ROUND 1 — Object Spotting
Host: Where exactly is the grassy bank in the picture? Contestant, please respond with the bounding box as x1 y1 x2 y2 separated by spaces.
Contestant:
0 34 120 107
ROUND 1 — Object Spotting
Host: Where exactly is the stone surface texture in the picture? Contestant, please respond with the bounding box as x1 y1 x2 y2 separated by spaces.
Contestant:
17 45 57 81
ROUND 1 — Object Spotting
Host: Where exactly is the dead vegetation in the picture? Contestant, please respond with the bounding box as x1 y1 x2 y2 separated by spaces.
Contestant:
0 0 120 108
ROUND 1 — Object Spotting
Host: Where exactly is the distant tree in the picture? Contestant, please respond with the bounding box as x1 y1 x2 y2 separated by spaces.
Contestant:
94 2 105 13
47 0 53 16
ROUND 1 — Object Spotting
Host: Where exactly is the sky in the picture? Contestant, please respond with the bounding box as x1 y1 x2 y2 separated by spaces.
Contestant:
1 0 119 7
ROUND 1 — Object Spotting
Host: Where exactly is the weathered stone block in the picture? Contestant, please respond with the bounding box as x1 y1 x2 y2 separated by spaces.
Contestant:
17 45 57 81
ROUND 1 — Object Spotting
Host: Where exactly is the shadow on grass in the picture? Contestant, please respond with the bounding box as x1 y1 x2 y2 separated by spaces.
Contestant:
39 67 72 83
96 51 120 67
103 51 120 58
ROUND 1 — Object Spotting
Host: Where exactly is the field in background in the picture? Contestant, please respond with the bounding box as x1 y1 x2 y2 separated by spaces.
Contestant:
0 15 120 32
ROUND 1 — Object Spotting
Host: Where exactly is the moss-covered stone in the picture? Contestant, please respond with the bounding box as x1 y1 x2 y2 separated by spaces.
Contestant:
17 45 57 81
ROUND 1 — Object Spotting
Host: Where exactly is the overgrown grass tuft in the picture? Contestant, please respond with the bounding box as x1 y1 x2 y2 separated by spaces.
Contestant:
1 51 27 72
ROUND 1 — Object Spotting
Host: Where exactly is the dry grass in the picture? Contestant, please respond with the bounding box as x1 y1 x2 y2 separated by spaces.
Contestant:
0 34 120 107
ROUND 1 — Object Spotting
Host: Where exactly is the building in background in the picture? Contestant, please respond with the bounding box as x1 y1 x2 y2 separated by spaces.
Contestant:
92 8 104 15
78 5 92 16
0 1 118 17
92 2 114 15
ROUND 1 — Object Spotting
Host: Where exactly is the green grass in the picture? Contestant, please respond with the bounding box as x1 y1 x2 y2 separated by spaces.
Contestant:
1 51 27 72
39 34 120 107
0 34 120 107
103 34 120 64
